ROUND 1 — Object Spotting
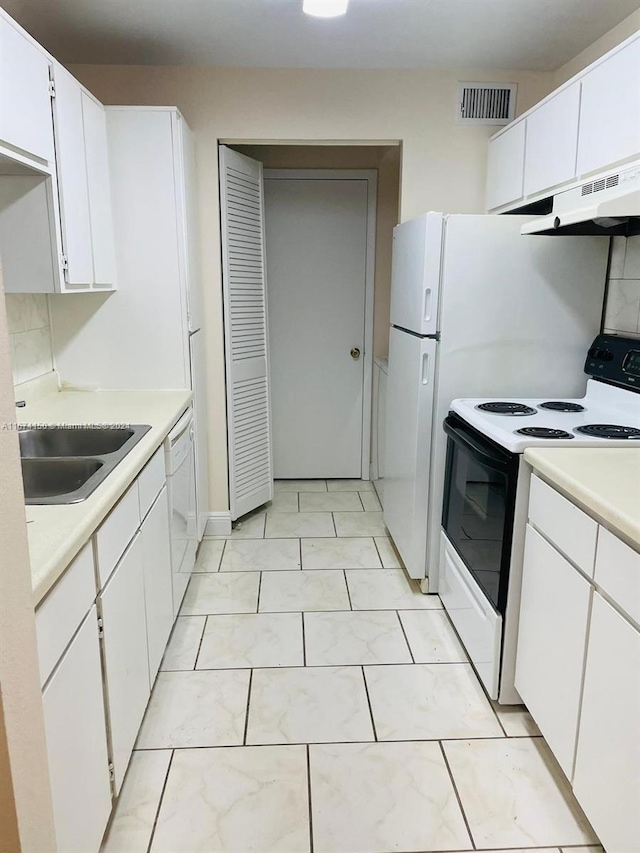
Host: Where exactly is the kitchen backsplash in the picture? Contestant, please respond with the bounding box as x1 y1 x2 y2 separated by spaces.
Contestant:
5 294 54 386
604 235 640 337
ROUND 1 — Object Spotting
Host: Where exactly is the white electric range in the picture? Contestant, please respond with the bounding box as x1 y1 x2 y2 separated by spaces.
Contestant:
438 334 640 704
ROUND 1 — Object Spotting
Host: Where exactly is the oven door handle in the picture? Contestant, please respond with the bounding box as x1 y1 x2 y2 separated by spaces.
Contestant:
443 417 509 473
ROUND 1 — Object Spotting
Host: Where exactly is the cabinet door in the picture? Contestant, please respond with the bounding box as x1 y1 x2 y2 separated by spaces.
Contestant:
42 606 112 853
99 532 150 793
524 83 580 197
141 486 174 684
573 593 640 853
0 18 54 162
486 121 525 210
82 91 117 286
514 525 591 777
576 38 640 176
51 63 93 285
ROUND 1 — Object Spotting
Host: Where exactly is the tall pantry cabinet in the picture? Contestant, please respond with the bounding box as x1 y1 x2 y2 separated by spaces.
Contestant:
50 108 209 538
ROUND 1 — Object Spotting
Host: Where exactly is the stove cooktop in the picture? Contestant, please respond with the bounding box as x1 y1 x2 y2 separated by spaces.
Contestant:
451 379 640 453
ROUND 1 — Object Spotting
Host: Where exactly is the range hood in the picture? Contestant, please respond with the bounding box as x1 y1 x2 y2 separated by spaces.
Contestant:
522 162 640 236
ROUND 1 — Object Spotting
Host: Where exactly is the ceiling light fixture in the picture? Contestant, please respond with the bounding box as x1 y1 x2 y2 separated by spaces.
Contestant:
303 0 349 18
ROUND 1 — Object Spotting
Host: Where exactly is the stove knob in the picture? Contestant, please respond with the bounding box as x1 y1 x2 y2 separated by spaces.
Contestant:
588 347 613 361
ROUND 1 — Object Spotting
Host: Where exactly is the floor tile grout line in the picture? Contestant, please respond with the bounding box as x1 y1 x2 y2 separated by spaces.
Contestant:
438 740 477 850
343 569 353 610
187 660 501 672
192 615 209 671
217 537 228 572
242 669 254 746
135 734 544 752
395 609 416 663
256 571 264 614
301 611 307 667
361 665 379 742
145 748 175 853
306 744 315 853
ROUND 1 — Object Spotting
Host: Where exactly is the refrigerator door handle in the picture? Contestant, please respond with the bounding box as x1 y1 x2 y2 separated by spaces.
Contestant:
423 287 433 323
421 352 430 385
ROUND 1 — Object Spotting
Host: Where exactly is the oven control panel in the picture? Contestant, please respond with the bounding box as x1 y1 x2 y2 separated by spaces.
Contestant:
585 334 640 389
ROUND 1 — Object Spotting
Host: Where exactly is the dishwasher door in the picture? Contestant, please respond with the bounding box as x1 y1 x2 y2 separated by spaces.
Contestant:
166 411 197 615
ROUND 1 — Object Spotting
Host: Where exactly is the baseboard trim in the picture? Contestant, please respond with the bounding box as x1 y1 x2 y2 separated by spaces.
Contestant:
203 512 232 537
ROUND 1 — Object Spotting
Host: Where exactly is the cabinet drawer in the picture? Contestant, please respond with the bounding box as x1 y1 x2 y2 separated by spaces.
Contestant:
138 447 166 521
36 542 96 687
95 481 140 588
515 525 591 778
528 475 598 575
595 526 640 624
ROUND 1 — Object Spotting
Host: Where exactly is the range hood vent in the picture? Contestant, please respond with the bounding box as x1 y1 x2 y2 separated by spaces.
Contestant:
457 83 517 126
522 162 640 236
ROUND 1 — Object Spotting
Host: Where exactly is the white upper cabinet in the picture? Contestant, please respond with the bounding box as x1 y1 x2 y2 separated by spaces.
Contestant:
82 91 117 285
576 38 640 177
0 16 55 162
52 63 94 285
51 62 117 290
487 33 640 211
524 83 580 197
485 121 525 211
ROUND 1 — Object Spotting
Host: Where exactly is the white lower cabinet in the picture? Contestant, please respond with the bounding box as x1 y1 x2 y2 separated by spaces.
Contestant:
573 593 640 853
99 532 150 794
41 606 112 853
141 485 174 684
37 444 176 849
515 524 591 777
517 473 640 852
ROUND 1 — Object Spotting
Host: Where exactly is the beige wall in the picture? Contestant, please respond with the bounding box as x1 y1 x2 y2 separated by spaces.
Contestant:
0 283 56 852
553 8 640 87
70 63 552 511
233 144 400 358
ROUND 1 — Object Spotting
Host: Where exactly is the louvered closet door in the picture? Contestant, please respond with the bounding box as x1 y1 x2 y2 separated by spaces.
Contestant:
219 146 273 520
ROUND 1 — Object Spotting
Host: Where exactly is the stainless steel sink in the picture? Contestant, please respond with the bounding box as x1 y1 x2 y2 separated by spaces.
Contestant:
20 424 152 505
19 427 136 458
21 458 105 503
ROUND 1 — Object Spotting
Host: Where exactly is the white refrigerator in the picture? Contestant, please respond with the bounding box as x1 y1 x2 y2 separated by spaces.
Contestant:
383 212 609 589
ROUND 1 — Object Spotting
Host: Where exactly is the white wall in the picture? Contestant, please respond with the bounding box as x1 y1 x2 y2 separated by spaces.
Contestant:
5 294 53 387
69 63 553 511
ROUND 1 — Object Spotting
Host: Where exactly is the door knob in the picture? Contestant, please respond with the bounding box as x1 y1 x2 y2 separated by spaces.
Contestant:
350 347 361 360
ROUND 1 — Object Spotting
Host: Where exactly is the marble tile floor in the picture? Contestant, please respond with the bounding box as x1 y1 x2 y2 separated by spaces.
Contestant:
101 480 600 853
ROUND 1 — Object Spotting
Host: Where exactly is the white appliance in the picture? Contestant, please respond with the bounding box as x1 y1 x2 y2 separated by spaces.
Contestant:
440 334 640 702
383 212 609 589
522 160 640 236
165 407 197 615
49 107 209 540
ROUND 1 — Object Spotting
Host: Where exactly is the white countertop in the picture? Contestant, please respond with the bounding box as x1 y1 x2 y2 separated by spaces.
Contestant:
21 386 192 606
524 447 640 548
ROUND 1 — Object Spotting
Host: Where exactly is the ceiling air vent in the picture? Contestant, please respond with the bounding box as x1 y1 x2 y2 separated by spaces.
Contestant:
457 82 517 126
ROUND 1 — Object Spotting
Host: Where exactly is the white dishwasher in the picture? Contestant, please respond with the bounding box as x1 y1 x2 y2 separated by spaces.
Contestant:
165 408 197 615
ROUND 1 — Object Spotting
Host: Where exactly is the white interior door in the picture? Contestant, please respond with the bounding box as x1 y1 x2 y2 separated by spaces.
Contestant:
264 173 372 479
219 146 273 519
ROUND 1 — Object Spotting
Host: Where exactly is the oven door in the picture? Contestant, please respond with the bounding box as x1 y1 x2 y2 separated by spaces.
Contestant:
441 414 519 617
